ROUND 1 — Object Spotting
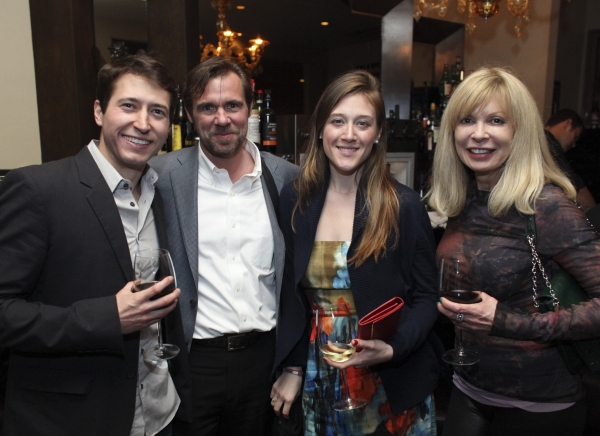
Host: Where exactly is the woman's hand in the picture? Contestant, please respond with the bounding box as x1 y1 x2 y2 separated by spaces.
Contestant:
437 292 498 333
324 339 394 369
270 368 303 418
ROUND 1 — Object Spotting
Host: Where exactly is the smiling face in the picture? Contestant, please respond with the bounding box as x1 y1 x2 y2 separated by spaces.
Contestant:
94 73 171 181
454 98 515 191
190 71 249 162
321 93 381 177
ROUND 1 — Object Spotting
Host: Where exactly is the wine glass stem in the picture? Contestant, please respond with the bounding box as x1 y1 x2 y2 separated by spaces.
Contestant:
339 368 351 401
157 321 164 349
456 328 465 355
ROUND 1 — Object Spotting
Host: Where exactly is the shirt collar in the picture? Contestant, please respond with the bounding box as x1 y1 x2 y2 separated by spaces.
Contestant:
197 139 262 180
87 140 158 193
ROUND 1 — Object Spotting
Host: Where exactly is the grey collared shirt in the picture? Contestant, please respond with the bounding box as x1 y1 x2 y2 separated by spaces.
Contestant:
87 141 180 436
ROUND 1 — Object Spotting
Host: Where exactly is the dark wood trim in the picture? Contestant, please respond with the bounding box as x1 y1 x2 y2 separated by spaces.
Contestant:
29 0 99 163
583 29 600 115
147 0 200 88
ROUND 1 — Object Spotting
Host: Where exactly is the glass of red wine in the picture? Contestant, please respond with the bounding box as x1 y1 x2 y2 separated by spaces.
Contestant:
439 254 481 366
133 248 179 362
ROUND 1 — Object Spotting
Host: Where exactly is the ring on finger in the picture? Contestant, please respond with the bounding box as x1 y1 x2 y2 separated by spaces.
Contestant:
271 398 277 403
456 313 465 323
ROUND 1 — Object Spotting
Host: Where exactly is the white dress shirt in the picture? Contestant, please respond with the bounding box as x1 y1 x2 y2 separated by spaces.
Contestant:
194 140 277 339
87 141 180 436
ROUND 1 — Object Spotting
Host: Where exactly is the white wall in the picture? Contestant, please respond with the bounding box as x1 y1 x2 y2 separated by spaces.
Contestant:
419 0 561 120
0 0 41 168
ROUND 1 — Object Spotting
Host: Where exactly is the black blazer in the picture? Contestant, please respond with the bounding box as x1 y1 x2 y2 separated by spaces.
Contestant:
274 179 442 414
0 148 191 436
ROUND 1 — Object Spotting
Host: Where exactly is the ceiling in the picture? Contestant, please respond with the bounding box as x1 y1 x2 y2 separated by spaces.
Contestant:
94 0 388 63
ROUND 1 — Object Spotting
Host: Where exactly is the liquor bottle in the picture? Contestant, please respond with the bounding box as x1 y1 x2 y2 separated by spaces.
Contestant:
455 56 464 83
184 122 199 148
256 90 264 146
247 80 261 145
430 102 440 147
440 64 451 98
170 86 185 152
260 89 277 154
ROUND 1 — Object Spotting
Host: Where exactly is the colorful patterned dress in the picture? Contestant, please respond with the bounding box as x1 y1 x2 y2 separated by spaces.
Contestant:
301 241 436 436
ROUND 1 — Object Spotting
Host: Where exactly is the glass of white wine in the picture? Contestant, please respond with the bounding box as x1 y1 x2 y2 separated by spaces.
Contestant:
133 248 179 362
316 303 366 411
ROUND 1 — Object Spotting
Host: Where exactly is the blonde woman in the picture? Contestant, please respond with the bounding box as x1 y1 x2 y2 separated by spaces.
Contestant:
270 70 442 435
429 67 600 436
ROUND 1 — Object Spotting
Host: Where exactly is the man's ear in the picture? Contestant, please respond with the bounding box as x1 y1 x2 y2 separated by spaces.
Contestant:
93 100 103 127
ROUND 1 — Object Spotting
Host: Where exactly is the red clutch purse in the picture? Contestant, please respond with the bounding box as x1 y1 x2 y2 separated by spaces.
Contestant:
357 297 404 340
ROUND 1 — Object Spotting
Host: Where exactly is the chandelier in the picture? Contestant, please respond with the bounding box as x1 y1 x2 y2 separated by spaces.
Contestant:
414 0 573 38
200 0 269 77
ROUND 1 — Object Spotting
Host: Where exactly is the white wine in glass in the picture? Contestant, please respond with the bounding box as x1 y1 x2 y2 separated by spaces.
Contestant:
133 248 179 362
316 304 366 411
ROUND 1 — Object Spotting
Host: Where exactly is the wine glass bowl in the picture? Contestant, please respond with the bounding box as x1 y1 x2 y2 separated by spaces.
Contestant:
316 303 366 411
439 255 481 366
133 248 180 362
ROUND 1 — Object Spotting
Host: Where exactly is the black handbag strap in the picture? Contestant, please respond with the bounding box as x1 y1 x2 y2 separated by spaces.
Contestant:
261 155 280 222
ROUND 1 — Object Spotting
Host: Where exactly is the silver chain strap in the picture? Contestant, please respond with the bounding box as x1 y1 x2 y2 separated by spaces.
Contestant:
527 234 560 309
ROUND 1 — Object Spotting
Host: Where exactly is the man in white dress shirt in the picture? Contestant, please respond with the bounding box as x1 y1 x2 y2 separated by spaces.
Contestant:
150 57 298 435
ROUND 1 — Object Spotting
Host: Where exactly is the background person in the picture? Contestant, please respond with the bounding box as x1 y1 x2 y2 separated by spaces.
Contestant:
271 70 441 435
428 67 600 436
544 109 595 210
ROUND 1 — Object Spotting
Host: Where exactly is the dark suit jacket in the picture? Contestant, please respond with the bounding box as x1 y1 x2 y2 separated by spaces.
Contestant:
274 178 442 414
150 146 299 347
0 147 191 436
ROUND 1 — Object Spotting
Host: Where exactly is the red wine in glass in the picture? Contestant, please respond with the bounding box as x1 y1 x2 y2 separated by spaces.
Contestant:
439 256 480 366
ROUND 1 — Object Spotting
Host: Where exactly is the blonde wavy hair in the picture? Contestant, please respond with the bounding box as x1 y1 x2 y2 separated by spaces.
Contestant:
293 70 399 266
427 67 575 217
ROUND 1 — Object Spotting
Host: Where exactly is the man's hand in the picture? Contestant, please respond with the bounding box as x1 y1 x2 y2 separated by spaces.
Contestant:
116 277 180 334
270 368 303 418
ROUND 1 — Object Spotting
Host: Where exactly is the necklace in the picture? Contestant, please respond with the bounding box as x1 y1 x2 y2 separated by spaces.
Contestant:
328 186 357 195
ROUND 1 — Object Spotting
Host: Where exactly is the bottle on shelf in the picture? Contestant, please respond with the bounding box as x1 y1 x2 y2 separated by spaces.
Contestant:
247 80 261 145
440 63 451 99
256 90 264 146
170 85 186 152
260 89 277 154
184 121 199 148
455 56 464 83
430 102 440 147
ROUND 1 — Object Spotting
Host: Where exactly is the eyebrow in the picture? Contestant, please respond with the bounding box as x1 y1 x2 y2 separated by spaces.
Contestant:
116 97 169 111
329 112 374 119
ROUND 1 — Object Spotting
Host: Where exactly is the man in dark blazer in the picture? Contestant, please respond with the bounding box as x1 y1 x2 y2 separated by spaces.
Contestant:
0 54 191 436
150 57 298 435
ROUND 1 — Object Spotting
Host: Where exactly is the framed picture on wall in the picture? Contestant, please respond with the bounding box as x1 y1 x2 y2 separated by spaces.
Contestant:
386 152 415 190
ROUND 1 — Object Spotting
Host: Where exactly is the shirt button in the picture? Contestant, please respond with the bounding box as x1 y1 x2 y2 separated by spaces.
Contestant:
130 202 135 207
230 192 235 197
210 181 215 186
236 286 240 292
231 255 236 260
232 223 236 228
242 316 247 322
123 183 129 189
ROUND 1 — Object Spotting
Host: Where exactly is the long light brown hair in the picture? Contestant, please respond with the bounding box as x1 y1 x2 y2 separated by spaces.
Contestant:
293 70 399 266
427 67 575 217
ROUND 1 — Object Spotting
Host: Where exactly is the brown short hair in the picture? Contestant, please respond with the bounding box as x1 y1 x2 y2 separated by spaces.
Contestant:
183 57 252 115
96 53 177 118
545 109 584 129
